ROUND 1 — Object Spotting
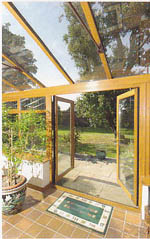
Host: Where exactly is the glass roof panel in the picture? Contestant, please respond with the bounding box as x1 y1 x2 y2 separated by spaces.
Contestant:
91 2 150 77
2 4 69 91
14 1 106 82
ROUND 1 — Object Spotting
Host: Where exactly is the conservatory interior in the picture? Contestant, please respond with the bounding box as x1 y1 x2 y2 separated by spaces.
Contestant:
2 1 150 238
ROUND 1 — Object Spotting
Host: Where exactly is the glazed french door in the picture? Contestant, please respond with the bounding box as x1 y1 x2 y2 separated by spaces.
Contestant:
117 89 138 205
54 96 75 183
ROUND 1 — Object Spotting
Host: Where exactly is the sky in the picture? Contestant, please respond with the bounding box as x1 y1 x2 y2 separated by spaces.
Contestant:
2 2 81 88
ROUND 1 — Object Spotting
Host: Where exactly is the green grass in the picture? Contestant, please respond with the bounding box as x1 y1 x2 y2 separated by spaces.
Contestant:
58 127 133 159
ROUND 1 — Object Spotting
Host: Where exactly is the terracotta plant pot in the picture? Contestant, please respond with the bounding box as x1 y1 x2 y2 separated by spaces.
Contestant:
2 175 27 215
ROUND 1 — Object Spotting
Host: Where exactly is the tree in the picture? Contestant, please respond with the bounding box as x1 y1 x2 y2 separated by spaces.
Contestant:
75 90 127 136
2 23 38 89
62 2 149 135
63 3 105 81
92 2 150 77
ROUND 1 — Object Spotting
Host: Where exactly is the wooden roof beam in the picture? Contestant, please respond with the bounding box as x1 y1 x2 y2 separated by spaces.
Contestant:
80 2 112 79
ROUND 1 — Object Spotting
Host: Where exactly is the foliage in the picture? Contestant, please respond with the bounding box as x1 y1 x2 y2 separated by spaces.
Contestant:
60 127 81 151
75 90 127 136
63 3 103 80
62 2 149 135
58 127 133 158
2 23 37 89
91 2 150 76
2 104 46 186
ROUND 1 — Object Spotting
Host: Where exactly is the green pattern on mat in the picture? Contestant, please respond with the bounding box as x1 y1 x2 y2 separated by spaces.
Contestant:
58 197 103 224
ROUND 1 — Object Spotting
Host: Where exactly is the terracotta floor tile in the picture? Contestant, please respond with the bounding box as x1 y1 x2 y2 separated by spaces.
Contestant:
20 205 33 216
26 208 42 220
58 222 76 237
126 211 141 225
106 228 122 238
124 223 139 237
25 223 44 236
7 213 24 225
122 232 136 238
76 225 91 233
109 217 124 231
50 190 64 198
3 227 22 238
36 213 53 225
71 227 89 238
44 196 57 204
26 188 43 201
53 214 76 226
18 232 32 238
37 228 55 238
34 202 49 212
112 208 125 221
52 232 66 238
88 231 104 238
47 217 63 231
15 217 33 231
2 214 13 221
2 221 12 234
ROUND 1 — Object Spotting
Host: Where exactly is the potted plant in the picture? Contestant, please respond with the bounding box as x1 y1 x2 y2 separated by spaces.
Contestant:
2 104 28 215
2 104 47 214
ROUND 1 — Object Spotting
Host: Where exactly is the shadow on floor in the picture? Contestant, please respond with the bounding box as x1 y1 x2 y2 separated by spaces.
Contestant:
75 153 116 165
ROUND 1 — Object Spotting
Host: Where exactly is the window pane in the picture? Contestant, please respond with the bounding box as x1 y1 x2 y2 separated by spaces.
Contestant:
21 112 46 162
91 2 150 77
4 101 17 109
21 97 46 110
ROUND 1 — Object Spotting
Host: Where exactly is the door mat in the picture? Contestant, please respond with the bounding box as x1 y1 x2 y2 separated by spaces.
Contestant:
47 192 113 235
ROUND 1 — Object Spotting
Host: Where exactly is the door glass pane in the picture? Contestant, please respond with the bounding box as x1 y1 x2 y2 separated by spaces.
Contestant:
57 101 71 175
118 96 134 195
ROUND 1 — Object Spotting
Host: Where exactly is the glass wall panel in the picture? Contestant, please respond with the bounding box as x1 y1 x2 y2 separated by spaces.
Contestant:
20 112 46 162
118 96 134 195
21 97 46 110
2 4 68 87
91 2 150 77
14 2 106 83
4 101 17 109
57 101 71 176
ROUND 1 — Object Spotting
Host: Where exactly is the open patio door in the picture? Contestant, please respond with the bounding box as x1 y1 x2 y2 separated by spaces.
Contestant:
117 89 138 206
54 96 75 183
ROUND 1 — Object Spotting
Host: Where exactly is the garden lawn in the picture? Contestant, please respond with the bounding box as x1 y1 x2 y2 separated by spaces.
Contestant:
58 127 133 159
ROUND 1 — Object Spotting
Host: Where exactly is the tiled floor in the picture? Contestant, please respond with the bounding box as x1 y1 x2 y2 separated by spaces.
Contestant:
2 187 148 238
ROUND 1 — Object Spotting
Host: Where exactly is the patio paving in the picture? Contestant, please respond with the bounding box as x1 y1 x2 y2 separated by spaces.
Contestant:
2 187 148 238
57 158 135 207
